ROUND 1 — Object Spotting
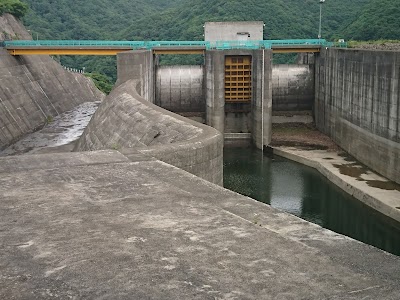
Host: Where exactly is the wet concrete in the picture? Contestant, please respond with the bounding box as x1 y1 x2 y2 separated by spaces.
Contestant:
366 180 400 192
333 162 369 178
333 162 400 192
0 101 100 156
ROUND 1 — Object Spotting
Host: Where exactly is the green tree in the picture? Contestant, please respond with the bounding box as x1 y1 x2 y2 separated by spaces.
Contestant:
0 0 29 19
84 72 113 94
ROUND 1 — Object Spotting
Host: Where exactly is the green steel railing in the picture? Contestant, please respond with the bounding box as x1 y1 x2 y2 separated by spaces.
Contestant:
266 39 326 45
3 39 347 50
4 40 147 48
146 41 208 49
212 40 266 50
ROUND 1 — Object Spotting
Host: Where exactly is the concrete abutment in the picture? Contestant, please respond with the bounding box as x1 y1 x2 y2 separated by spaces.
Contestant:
315 48 400 185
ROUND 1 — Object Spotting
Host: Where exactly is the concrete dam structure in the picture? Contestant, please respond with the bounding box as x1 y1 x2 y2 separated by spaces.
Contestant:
150 48 400 187
1 19 400 299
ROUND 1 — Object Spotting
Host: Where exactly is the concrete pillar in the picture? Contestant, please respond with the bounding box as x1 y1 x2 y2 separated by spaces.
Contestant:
252 49 272 149
205 50 225 133
116 50 155 103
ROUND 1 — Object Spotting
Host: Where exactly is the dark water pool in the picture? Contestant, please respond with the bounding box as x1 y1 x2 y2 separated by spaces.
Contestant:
223 146 400 256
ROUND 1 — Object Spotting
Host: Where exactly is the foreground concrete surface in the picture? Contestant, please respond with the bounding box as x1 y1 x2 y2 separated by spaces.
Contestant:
1 151 400 299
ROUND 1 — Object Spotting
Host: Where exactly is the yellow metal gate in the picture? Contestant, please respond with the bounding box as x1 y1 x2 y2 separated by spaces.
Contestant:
224 56 252 103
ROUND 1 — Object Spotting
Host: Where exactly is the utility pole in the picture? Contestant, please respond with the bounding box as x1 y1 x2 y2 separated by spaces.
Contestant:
27 30 39 41
318 0 325 39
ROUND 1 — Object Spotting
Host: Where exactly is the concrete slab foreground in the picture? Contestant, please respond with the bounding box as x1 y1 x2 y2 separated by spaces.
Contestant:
1 151 400 299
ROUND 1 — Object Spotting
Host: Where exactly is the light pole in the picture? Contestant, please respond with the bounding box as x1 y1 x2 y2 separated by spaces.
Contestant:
27 30 39 40
318 0 325 39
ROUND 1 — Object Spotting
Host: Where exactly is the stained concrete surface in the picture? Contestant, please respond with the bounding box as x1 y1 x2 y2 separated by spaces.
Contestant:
1 150 400 299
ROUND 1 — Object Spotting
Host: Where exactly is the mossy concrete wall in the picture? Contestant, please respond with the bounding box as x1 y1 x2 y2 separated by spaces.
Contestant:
315 48 400 184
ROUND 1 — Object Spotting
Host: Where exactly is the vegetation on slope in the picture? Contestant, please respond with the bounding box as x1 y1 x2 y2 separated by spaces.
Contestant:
16 0 400 92
84 72 114 95
119 0 369 41
0 0 28 19
342 0 400 41
22 0 182 40
20 0 183 85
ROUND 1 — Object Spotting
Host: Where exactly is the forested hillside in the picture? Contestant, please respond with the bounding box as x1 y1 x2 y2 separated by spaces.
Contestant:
119 0 369 41
342 0 400 41
20 0 183 84
0 0 28 18
22 0 182 40
8 0 399 92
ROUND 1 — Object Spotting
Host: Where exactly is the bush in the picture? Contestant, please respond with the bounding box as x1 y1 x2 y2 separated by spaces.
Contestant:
84 72 113 94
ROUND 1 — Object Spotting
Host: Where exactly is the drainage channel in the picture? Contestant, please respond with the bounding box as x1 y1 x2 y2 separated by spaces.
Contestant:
0 101 100 156
223 146 400 256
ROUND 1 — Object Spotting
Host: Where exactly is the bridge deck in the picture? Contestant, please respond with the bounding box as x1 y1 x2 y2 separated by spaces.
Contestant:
3 39 346 56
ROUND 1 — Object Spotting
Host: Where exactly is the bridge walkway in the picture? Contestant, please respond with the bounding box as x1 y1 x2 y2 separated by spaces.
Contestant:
3 39 347 55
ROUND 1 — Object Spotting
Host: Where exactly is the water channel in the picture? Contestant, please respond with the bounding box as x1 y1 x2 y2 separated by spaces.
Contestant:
0 101 100 156
224 146 400 256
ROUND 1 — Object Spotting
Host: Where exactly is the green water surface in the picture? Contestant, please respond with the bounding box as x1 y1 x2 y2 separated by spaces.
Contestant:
223 146 400 256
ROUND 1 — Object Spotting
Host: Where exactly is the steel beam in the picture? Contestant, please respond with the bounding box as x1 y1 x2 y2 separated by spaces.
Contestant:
7 48 132 56
152 49 205 55
272 48 320 53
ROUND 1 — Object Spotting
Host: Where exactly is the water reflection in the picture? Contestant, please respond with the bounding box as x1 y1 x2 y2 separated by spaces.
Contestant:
223 146 400 256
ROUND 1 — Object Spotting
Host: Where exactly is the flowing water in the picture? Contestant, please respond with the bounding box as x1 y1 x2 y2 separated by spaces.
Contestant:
0 101 100 156
224 146 400 256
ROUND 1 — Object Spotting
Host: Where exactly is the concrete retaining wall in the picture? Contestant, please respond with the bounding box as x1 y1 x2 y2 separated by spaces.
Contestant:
76 50 223 185
75 80 223 185
0 14 104 150
315 48 400 184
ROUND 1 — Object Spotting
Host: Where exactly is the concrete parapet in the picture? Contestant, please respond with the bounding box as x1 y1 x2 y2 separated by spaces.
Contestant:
75 79 223 185
315 48 400 184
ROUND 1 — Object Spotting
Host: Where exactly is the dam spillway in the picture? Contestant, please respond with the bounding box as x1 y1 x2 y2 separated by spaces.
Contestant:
155 65 205 113
155 64 314 114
